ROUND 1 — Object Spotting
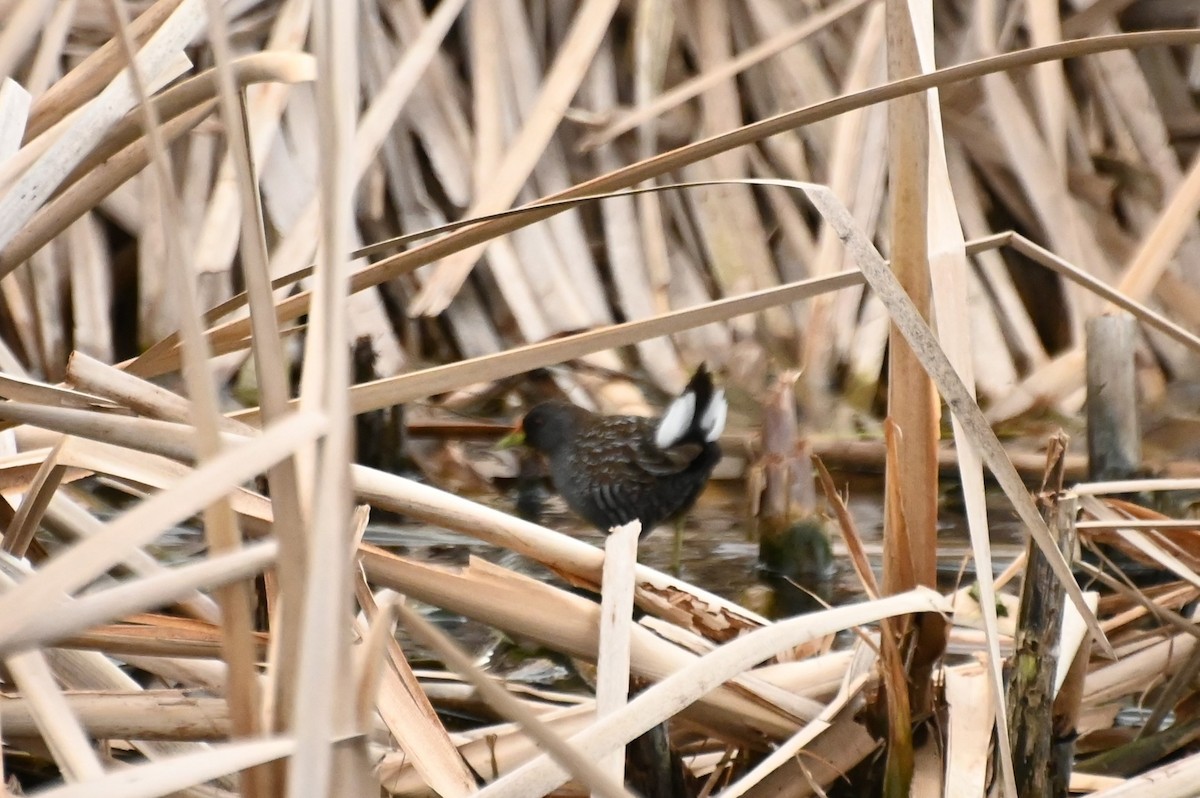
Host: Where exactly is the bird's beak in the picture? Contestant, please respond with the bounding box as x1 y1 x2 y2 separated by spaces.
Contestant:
495 426 526 450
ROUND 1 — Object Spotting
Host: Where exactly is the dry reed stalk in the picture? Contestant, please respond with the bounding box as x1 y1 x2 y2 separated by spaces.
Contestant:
284 0 364 793
0 541 275 655
944 663 994 796
0 571 106 782
0 690 230 741
29 3 265 768
201 3 310 763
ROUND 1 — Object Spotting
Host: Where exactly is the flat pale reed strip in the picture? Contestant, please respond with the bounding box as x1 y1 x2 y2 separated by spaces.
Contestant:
943 664 995 798
0 690 230 741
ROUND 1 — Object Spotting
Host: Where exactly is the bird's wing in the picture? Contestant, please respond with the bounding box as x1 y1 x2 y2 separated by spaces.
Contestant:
634 439 703 476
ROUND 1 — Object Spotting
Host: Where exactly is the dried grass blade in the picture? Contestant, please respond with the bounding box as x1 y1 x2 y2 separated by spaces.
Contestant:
718 674 870 798
1008 235 1200 355
813 455 879 599
290 269 862 421
203 0 313 752
287 0 363 793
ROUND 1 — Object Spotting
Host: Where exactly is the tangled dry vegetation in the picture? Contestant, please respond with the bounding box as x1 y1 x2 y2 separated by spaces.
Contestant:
0 0 1198 796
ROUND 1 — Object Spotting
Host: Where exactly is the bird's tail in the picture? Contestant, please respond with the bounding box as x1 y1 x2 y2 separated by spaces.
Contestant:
654 364 728 449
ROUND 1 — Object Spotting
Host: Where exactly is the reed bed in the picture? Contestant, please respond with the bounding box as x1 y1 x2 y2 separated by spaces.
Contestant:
0 0 1198 796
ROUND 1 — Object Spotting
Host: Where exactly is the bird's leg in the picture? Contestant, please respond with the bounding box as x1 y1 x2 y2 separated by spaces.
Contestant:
671 517 685 576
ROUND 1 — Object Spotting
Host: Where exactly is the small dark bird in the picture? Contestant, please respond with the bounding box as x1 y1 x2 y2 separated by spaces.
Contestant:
498 365 728 540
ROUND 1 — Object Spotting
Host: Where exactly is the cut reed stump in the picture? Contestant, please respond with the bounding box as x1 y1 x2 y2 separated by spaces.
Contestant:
753 371 834 616
1006 432 1077 798
1086 315 1141 481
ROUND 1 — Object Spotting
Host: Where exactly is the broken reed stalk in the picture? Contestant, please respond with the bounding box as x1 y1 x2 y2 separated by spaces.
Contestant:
1006 432 1077 798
